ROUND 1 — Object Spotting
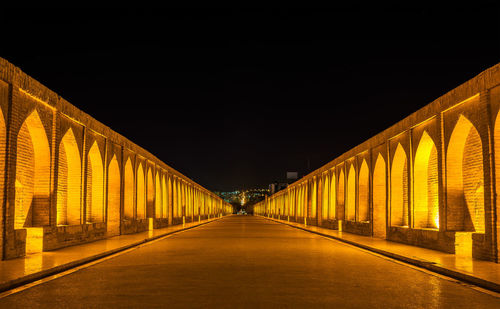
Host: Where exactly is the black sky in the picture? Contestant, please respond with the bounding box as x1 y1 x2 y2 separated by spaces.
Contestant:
2 6 499 191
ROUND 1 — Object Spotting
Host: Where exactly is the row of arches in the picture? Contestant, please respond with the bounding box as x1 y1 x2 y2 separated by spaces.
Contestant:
257 113 487 236
11 109 228 235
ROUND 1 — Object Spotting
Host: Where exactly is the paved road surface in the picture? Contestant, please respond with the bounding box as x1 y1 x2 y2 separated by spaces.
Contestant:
0 216 498 308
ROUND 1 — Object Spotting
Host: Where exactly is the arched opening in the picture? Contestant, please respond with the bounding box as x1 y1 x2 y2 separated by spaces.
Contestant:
359 160 369 222
329 172 336 219
146 168 154 218
186 185 190 216
414 131 439 229
173 179 178 218
297 187 302 217
155 172 162 218
391 144 408 227
87 142 104 223
123 158 134 219
322 175 329 220
57 128 81 225
346 165 356 221
180 182 186 217
15 110 50 228
311 180 317 218
338 170 345 220
162 175 168 218
107 155 120 236
301 185 306 217
136 164 145 219
447 115 484 232
373 154 386 237
167 177 177 218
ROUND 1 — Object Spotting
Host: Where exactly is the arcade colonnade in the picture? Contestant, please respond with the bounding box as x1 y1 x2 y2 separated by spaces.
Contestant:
255 62 500 262
0 58 231 260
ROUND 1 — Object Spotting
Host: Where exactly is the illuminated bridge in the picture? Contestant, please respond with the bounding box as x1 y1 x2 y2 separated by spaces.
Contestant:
0 58 499 307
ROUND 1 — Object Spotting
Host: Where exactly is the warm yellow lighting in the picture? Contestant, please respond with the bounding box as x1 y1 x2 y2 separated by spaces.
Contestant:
19 88 55 110
391 144 408 227
373 154 387 238
15 110 50 228
434 213 440 229
87 142 104 223
446 115 484 233
155 172 162 218
359 160 369 222
107 155 121 236
137 164 146 219
57 128 82 226
25 227 44 254
329 171 336 220
346 165 355 221
124 158 135 219
413 131 439 229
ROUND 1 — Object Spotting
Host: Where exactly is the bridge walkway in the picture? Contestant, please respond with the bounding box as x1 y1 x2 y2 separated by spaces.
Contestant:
0 216 498 308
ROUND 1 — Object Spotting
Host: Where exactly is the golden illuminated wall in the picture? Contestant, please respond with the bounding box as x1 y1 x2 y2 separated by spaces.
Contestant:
15 110 50 228
413 132 439 229
446 115 484 232
155 173 162 218
297 186 303 217
337 169 344 220
372 154 386 237
123 158 134 219
136 164 145 219
253 62 500 262
346 165 356 221
147 168 154 217
162 176 169 218
311 179 317 218
57 128 81 226
87 142 104 223
322 175 329 219
390 144 408 227
107 156 121 236
358 160 369 222
329 171 336 219
174 179 180 217
0 57 232 259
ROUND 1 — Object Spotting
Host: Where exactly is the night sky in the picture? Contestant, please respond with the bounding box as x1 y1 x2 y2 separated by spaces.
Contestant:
2 6 499 191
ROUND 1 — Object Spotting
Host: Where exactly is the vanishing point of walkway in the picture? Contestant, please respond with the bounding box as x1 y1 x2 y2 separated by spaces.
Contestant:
0 216 498 308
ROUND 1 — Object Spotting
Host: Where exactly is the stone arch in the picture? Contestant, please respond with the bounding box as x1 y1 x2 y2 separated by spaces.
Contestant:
311 179 317 218
414 131 439 229
447 115 484 232
172 178 178 217
169 177 174 217
373 154 386 237
322 175 329 220
87 141 104 223
123 158 134 219
57 128 81 225
391 144 408 227
296 187 301 217
346 165 356 221
338 169 345 220
15 110 50 228
359 160 369 222
136 163 145 219
146 167 154 218
162 175 168 218
300 185 305 217
329 172 336 219
107 155 120 236
155 172 162 218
